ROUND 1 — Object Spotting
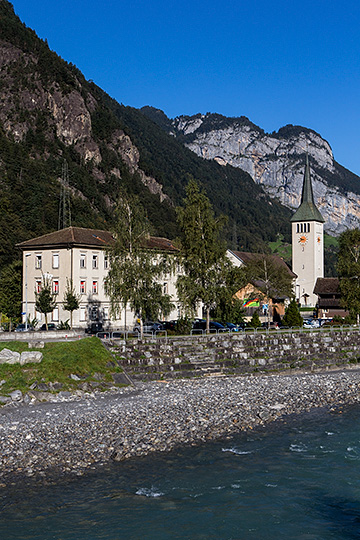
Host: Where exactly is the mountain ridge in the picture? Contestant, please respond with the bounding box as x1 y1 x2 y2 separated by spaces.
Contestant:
140 107 360 235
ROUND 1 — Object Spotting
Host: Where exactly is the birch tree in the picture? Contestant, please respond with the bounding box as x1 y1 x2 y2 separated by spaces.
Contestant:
104 190 173 339
176 178 229 332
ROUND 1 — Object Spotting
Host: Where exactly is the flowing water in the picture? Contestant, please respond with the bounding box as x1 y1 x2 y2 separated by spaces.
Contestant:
1 405 360 539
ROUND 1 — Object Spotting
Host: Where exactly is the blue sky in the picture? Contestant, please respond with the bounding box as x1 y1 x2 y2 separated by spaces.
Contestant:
10 0 360 176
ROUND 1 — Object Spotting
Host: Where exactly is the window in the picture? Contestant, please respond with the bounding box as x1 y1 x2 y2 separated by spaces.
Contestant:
80 254 86 268
35 255 42 269
92 254 98 269
52 307 59 322
296 224 299 233
80 280 86 294
52 253 59 269
103 306 109 320
53 280 59 295
80 307 86 321
36 280 42 293
92 280 98 294
163 282 168 294
104 255 109 269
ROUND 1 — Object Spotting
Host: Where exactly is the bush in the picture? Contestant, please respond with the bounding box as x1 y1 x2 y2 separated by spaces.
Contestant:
175 317 192 335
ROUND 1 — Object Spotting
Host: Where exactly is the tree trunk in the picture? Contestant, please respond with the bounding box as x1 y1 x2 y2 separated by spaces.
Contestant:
140 316 144 341
206 306 210 334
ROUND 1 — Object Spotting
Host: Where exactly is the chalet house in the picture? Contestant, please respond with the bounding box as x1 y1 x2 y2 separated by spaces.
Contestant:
313 277 349 319
227 250 297 321
17 227 187 329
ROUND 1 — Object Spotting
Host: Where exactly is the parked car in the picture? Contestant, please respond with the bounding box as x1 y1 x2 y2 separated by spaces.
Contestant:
39 323 57 331
134 321 165 334
161 320 177 331
85 322 104 335
15 323 34 332
303 318 321 328
222 322 242 332
192 320 227 332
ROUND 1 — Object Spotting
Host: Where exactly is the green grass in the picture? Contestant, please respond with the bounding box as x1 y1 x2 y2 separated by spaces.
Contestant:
268 237 291 264
0 337 123 396
324 233 339 249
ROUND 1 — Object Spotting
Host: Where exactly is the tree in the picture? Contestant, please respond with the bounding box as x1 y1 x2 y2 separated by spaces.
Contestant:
104 190 173 339
282 299 303 327
35 273 57 330
337 228 360 324
211 265 247 323
244 254 294 327
176 178 229 332
248 311 261 328
0 259 22 321
63 278 81 329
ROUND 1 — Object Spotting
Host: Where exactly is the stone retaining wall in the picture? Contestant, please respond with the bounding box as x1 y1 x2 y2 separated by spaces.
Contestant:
0 330 82 341
111 329 360 380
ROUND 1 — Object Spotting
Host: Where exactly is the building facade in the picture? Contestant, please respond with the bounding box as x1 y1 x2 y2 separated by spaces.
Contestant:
17 227 184 329
291 155 325 307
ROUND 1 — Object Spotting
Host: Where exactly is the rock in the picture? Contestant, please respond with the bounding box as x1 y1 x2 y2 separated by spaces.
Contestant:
36 383 50 392
0 349 20 365
70 374 81 381
112 373 129 385
0 395 11 404
10 390 22 401
174 114 359 235
28 341 44 349
20 351 43 366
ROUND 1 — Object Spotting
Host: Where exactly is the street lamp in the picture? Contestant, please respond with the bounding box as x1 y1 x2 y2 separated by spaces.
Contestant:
25 253 31 330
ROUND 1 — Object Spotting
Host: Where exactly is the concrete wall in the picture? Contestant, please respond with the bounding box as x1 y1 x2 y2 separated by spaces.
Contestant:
111 329 360 380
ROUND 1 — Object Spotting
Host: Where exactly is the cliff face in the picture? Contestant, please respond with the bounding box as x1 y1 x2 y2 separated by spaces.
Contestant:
0 38 168 204
172 114 360 235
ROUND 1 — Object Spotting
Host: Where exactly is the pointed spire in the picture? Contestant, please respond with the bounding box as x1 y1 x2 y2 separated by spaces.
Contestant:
290 154 325 223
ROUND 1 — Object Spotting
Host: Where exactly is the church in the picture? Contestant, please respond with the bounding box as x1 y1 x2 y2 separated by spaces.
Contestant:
291 155 325 307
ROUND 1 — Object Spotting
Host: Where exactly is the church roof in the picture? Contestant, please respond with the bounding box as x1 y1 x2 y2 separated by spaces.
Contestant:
290 154 325 223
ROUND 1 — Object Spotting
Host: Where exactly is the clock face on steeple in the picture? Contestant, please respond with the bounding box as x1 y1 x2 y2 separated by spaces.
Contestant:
298 235 308 245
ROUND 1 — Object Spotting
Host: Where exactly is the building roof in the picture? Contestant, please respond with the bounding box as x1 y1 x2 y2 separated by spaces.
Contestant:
290 154 325 223
230 250 297 278
17 227 179 253
313 277 340 295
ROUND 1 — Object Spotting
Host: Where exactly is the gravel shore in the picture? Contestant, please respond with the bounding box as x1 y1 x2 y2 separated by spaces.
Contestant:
1 369 360 483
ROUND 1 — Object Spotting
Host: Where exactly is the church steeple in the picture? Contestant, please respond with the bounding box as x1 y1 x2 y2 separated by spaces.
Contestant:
290 154 325 223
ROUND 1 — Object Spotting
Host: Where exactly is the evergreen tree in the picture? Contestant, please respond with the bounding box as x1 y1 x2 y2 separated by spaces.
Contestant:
104 190 173 339
282 299 303 327
0 259 22 321
63 278 81 329
337 228 360 324
176 177 229 332
248 310 262 328
35 273 57 330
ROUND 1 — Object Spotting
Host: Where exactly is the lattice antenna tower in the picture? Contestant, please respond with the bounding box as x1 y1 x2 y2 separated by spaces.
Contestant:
58 160 72 230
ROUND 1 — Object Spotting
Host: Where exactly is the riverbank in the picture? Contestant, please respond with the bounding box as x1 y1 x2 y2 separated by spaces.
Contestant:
1 369 360 484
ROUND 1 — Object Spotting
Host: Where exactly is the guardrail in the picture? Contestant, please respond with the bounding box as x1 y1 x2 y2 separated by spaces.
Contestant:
94 324 360 342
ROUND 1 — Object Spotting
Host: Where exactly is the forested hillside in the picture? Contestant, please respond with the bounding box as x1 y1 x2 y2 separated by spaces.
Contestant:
0 0 294 276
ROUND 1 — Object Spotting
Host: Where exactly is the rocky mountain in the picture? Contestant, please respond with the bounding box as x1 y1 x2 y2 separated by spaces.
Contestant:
142 109 360 236
0 0 294 272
